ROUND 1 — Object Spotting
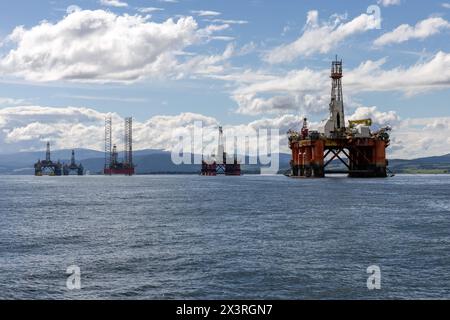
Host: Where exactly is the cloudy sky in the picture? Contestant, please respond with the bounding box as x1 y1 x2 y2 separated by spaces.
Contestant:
0 0 449 158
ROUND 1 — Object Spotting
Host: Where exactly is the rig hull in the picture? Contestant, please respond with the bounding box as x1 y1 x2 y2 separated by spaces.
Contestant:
104 168 135 176
200 126 242 176
289 137 388 178
201 162 242 176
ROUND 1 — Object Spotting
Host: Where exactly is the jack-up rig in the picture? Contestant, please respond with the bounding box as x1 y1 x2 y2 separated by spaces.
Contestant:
104 116 135 176
63 150 84 176
288 57 392 178
201 126 241 176
34 142 62 176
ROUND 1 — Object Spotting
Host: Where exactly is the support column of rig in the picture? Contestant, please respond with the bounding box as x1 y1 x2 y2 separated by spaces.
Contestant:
348 139 389 178
289 119 325 178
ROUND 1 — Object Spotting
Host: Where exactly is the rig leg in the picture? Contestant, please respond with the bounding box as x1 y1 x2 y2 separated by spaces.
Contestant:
349 140 388 178
311 140 325 178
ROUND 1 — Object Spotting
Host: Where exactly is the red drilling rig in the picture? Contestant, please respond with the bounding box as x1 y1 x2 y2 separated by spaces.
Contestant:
104 117 135 176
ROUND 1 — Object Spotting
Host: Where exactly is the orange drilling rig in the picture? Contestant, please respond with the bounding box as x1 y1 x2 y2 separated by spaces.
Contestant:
288 57 392 178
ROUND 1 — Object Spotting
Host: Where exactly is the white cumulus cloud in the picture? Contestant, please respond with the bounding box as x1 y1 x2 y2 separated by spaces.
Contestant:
0 106 303 156
345 51 450 94
391 117 450 158
219 51 450 116
264 10 379 63
0 10 231 83
0 106 448 159
348 106 400 126
374 17 450 46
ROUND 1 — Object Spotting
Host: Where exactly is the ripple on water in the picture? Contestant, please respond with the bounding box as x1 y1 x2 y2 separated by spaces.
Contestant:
0 175 450 299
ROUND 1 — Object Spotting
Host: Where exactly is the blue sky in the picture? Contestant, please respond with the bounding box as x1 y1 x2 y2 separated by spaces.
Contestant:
0 0 449 157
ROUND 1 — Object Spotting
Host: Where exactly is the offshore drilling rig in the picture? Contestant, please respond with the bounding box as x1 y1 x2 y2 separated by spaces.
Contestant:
63 150 84 176
288 57 392 178
34 142 63 176
201 126 241 176
104 117 135 176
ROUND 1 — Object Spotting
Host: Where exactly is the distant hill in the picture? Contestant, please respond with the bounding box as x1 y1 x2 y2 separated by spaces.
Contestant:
389 154 450 174
81 152 200 175
0 148 172 175
0 148 448 175
81 152 292 175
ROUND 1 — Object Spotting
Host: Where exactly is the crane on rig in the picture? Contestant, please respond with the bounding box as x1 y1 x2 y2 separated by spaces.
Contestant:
348 119 373 128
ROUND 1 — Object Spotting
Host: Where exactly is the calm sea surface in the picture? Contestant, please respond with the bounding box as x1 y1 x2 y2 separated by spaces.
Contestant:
0 175 449 299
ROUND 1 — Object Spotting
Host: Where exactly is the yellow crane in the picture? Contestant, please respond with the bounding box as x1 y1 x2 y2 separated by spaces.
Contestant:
348 118 372 128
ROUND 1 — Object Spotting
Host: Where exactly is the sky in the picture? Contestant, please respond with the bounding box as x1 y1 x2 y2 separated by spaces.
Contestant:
0 0 449 158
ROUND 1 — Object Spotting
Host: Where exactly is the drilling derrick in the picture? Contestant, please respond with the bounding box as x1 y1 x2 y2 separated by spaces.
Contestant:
324 57 346 138
112 145 119 165
216 126 226 174
104 117 135 176
288 57 392 178
201 126 241 176
46 142 51 162
34 142 63 176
